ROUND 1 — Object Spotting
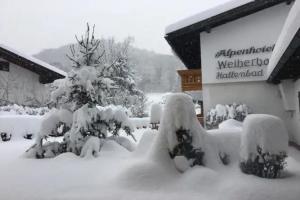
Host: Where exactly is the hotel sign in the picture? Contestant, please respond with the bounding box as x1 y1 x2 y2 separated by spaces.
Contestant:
214 44 274 80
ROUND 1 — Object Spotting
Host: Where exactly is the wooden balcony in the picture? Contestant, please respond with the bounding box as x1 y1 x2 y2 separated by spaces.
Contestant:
177 69 202 92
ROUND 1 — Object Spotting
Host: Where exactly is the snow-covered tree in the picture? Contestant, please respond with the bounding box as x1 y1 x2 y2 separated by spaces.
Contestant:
105 56 146 117
26 24 135 158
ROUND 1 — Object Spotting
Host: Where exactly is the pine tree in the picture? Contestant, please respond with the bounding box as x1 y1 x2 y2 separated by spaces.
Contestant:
26 24 135 158
105 53 146 117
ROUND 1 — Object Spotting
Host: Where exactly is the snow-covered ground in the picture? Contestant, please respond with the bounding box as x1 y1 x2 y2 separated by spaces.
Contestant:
1 128 300 200
1 94 300 200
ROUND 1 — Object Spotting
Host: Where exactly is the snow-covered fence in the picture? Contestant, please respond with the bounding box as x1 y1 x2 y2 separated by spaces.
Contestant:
240 114 288 178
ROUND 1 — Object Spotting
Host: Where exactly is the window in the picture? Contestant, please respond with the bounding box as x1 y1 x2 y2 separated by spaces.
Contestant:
0 61 9 72
298 92 300 112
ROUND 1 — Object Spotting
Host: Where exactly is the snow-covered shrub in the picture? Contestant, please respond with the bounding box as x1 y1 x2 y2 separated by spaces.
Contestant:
1 132 11 142
23 133 33 140
150 103 162 130
155 93 206 172
0 104 49 115
206 103 251 130
240 114 288 178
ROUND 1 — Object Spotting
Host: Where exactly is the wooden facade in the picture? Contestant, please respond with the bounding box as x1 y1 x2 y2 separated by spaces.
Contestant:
177 69 204 125
177 69 202 91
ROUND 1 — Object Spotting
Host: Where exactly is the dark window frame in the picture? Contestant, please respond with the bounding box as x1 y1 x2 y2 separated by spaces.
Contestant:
0 61 10 72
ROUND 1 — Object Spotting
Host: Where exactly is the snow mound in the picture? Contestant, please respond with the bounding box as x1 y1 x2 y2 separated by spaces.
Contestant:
108 136 136 152
134 129 157 155
150 103 162 124
117 159 178 190
80 136 101 158
0 115 42 140
206 129 242 165
241 114 289 160
174 156 190 172
219 119 243 130
53 152 79 160
101 140 129 154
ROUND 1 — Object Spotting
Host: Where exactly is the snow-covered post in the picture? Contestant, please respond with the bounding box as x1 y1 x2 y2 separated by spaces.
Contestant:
159 93 206 172
240 114 288 178
150 103 162 130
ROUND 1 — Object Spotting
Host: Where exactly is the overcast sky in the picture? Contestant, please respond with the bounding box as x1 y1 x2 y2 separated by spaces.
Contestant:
1 0 229 55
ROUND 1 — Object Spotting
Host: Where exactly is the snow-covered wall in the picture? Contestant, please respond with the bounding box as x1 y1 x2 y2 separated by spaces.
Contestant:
200 3 291 84
285 79 300 144
199 3 297 140
203 81 289 119
0 58 49 106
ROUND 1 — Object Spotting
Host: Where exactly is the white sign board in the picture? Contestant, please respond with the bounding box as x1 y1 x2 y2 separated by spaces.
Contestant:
215 44 274 80
200 4 291 84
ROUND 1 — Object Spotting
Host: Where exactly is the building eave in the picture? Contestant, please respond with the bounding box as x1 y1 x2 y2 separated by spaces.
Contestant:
0 45 66 84
165 0 292 69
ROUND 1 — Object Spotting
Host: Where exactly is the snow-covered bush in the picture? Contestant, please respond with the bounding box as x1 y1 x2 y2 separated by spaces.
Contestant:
154 93 206 172
240 114 288 178
206 103 251 130
1 132 11 142
23 133 33 140
150 103 162 130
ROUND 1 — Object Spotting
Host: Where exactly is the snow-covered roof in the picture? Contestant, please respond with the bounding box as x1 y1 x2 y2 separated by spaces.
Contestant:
165 0 253 34
267 0 300 80
0 44 67 78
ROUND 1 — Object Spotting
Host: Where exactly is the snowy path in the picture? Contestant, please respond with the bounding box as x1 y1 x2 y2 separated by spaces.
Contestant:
1 137 300 200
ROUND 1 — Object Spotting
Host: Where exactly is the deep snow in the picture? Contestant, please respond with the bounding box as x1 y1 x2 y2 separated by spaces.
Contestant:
0 128 300 200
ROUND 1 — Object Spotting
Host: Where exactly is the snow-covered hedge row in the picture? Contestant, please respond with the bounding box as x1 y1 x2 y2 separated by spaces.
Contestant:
240 114 288 178
0 104 49 116
206 103 251 130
